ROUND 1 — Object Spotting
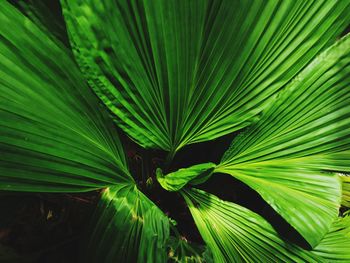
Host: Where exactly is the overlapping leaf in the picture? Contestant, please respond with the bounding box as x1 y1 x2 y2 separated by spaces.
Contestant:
216 34 350 247
2 1 350 262
157 163 216 192
312 215 350 262
182 188 321 263
61 0 350 153
9 0 69 47
340 175 350 208
0 2 132 192
82 184 170 263
183 188 350 263
166 236 213 263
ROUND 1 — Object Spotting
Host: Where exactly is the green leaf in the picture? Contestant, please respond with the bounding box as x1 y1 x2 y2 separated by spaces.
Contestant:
182 188 322 263
183 188 350 262
156 163 216 192
312 215 350 261
9 0 69 47
61 0 350 152
217 34 350 247
219 165 341 248
81 184 170 263
340 175 350 208
0 2 132 192
167 236 213 263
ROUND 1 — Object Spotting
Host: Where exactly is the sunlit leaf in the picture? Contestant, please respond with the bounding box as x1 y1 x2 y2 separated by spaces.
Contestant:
340 175 350 208
217 34 350 247
312 215 350 261
82 184 170 262
182 188 322 263
157 163 215 192
183 188 350 262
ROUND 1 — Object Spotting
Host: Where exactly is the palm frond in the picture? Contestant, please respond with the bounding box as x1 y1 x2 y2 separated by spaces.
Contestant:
340 175 350 208
183 188 350 263
182 188 322 263
0 2 132 192
167 236 213 263
9 0 69 46
157 163 215 192
61 0 350 153
216 34 350 247
312 215 350 261
82 184 170 262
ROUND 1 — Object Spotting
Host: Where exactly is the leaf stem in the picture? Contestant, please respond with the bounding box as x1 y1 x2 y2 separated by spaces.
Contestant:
163 149 176 171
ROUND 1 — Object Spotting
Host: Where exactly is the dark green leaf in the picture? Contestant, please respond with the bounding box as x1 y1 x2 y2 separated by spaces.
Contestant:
61 0 350 152
167 236 213 263
0 2 132 192
9 0 69 46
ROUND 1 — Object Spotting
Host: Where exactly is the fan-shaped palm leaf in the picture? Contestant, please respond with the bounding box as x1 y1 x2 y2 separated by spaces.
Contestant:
312 215 350 262
157 34 350 247
1 1 350 262
0 2 131 192
61 0 350 154
9 0 69 46
182 188 350 263
341 175 350 208
81 184 170 263
216 34 350 247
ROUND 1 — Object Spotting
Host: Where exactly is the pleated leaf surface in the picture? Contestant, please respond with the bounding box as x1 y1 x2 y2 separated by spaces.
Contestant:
182 188 321 263
183 188 350 263
217 34 350 247
0 2 132 192
312 215 350 262
341 175 350 208
81 184 170 263
62 0 350 152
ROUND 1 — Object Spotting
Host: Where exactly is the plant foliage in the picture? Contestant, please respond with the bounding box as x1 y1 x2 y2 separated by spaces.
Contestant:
1 0 350 262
